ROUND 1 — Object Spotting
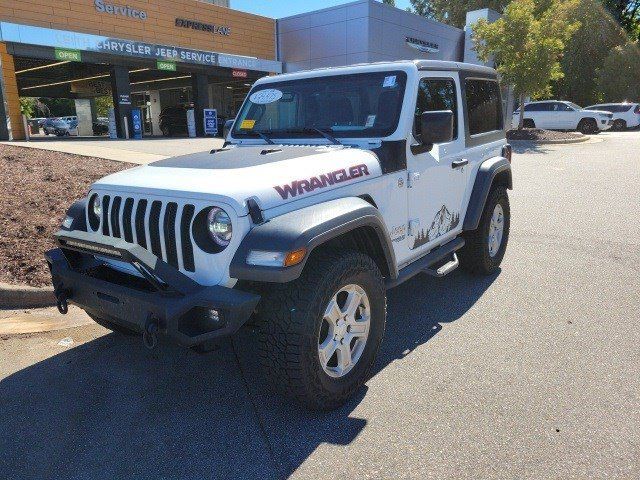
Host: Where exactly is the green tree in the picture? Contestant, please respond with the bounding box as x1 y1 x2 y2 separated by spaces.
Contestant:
94 96 114 117
381 0 396 6
603 1 640 40
19 97 36 118
472 0 580 129
596 41 640 100
407 0 433 17
408 0 510 29
553 0 627 106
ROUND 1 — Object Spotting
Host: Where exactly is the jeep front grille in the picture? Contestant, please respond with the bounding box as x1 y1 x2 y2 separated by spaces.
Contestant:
96 195 196 272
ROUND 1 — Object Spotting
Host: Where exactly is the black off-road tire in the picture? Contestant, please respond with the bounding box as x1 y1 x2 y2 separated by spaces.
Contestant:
459 186 510 275
88 313 140 336
256 250 386 410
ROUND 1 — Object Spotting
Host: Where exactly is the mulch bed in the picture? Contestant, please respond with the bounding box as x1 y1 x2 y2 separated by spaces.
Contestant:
0 145 129 288
506 128 583 141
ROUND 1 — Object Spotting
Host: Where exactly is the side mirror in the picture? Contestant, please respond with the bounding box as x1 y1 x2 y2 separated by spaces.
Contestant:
411 110 454 155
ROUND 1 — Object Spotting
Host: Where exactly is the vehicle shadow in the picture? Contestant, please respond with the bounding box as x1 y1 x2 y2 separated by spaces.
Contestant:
0 270 498 480
511 141 550 155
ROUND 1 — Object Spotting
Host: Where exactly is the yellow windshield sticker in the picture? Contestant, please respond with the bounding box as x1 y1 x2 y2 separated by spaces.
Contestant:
240 119 256 130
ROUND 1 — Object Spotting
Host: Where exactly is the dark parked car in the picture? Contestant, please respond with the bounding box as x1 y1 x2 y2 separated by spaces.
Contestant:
92 119 109 135
43 118 66 135
159 106 225 137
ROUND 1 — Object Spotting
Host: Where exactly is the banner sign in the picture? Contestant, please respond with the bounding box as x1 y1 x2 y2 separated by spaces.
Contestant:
55 48 81 62
130 108 143 139
186 109 196 138
0 22 282 73
203 109 218 135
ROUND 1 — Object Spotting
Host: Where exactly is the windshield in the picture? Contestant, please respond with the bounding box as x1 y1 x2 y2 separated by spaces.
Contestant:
231 71 407 140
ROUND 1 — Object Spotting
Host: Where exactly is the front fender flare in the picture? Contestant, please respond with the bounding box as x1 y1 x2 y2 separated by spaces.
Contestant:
230 197 397 283
463 157 512 231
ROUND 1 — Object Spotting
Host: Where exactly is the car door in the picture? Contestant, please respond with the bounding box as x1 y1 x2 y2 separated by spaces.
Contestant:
406 73 468 256
555 102 576 129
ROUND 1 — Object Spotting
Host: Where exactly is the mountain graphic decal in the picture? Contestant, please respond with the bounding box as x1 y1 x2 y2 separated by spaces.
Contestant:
412 205 460 249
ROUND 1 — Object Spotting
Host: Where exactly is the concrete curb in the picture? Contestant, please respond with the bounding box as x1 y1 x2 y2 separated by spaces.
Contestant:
0 282 56 309
509 135 589 145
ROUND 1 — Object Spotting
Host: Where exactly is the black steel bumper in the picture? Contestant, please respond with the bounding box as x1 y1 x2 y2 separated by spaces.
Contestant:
46 230 261 347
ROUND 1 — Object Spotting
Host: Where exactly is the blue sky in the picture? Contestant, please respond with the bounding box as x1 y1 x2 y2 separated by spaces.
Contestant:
232 0 412 18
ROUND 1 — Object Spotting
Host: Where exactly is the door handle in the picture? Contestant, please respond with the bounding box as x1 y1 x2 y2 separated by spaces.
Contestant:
452 159 469 169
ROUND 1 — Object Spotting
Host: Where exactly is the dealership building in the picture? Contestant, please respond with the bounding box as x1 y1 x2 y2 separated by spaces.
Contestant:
0 0 495 141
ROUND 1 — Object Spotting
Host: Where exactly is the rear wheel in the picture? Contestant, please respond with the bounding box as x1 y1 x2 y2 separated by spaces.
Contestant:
256 250 386 410
459 186 510 275
613 119 627 131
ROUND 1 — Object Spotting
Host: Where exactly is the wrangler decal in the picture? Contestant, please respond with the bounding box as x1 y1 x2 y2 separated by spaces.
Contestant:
274 164 370 200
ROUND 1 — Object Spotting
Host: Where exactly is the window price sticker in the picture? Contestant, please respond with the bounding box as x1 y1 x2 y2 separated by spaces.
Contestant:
365 115 376 128
382 75 397 88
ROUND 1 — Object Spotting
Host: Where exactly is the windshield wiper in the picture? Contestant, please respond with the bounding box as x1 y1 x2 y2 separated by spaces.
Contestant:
254 130 275 145
310 127 342 145
280 127 342 145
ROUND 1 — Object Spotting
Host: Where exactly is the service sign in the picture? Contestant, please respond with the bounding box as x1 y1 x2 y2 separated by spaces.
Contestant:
204 109 218 135
0 22 282 73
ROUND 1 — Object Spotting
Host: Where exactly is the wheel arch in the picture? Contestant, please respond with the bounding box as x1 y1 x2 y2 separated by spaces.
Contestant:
463 156 512 232
230 197 397 283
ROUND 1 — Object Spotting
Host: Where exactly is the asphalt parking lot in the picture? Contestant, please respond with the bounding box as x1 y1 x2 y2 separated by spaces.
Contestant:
1 131 638 479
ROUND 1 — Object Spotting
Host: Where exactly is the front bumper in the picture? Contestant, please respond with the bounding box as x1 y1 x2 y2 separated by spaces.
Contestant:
46 230 260 347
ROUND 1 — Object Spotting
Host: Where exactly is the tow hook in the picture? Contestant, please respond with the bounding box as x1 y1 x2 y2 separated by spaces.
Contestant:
55 289 70 315
143 318 160 350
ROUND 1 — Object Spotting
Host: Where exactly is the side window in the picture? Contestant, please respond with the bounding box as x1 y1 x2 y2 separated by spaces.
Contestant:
415 78 458 140
556 103 572 111
465 79 503 135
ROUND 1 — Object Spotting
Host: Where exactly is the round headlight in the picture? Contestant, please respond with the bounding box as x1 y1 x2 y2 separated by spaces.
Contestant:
92 194 102 217
207 207 232 247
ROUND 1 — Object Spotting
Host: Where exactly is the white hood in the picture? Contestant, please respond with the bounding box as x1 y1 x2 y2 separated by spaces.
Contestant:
93 145 382 215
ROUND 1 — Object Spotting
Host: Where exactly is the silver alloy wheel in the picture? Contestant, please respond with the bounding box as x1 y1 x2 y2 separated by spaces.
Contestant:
488 203 504 258
318 284 371 378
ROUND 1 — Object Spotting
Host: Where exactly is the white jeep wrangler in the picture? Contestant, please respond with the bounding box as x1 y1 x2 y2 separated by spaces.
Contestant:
48 60 513 410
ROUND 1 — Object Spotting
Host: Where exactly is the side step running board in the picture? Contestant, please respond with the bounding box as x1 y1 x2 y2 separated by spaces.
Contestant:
424 253 459 278
386 237 465 289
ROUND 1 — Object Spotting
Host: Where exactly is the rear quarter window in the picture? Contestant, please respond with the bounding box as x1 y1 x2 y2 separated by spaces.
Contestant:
465 79 503 135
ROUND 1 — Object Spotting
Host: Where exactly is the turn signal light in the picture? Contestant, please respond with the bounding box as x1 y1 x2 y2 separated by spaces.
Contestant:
284 248 307 267
502 144 513 163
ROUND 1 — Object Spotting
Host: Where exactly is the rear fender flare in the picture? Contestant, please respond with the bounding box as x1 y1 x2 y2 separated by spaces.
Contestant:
463 157 512 231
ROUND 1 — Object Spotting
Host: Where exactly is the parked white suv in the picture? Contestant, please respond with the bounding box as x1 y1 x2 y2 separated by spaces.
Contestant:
584 103 640 130
513 100 613 134
48 60 512 410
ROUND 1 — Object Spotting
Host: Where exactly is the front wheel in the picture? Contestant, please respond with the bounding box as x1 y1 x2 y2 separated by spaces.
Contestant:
578 118 598 135
256 250 386 410
459 186 510 275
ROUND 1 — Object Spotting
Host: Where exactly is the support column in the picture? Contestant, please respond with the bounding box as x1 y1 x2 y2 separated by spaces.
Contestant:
0 43 25 141
191 73 210 137
110 65 132 139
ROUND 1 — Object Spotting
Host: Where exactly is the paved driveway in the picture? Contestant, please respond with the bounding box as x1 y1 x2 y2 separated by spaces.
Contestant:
1 131 638 479
2 137 225 164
